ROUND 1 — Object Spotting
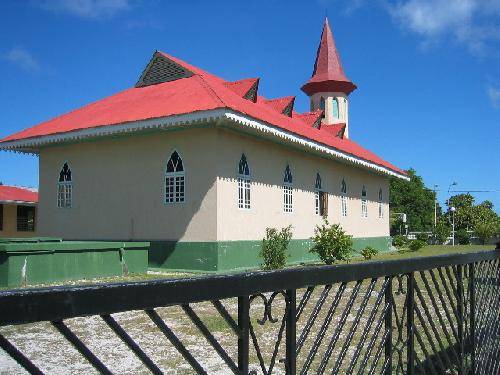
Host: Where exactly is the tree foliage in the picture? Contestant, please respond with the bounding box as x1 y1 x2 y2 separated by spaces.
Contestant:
310 219 353 265
260 226 293 270
390 168 436 233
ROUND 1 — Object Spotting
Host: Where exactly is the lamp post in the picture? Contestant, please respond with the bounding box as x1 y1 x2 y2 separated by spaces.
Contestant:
433 184 438 227
451 206 456 246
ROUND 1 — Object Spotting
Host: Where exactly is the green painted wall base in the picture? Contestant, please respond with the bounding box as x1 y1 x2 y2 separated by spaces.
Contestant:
149 236 392 272
0 240 149 288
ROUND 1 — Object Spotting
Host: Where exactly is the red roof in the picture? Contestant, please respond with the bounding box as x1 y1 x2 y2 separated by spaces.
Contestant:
0 51 405 177
301 18 357 96
0 186 38 204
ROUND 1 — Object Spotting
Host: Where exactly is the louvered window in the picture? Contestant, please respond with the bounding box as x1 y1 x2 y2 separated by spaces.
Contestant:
283 165 293 213
341 179 348 217
136 54 192 87
237 154 251 209
58 162 72 208
361 186 368 218
165 151 185 204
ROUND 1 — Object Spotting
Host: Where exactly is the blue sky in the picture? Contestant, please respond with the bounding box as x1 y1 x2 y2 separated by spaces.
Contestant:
0 0 499 212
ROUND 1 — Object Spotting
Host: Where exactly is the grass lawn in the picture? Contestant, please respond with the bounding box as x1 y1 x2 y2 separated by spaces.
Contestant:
364 244 496 261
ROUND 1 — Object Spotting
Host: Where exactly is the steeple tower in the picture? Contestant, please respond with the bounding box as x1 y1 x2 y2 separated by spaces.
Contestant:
302 18 356 138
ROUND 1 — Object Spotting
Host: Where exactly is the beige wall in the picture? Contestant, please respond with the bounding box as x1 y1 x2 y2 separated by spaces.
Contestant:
0 203 37 238
310 92 350 138
215 128 389 241
38 128 218 241
38 126 389 242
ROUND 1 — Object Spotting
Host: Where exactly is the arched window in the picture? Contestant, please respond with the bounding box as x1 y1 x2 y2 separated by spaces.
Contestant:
57 162 72 208
315 173 328 217
165 151 185 203
237 154 250 209
333 98 339 119
361 185 368 218
320 97 326 119
283 165 293 213
378 188 384 218
341 179 347 217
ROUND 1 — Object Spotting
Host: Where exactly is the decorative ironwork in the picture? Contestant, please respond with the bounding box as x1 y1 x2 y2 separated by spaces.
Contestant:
0 250 498 374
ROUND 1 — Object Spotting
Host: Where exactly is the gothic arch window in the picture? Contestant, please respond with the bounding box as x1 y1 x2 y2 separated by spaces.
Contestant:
320 97 326 119
283 165 293 213
315 173 328 217
165 151 185 203
361 185 368 218
57 162 72 208
341 179 347 217
333 98 340 119
237 154 250 209
378 188 384 218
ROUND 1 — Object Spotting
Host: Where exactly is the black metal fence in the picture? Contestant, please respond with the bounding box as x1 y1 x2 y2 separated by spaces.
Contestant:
0 249 499 374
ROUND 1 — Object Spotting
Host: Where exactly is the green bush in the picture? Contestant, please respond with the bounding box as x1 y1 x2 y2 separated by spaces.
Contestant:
475 221 496 245
409 240 426 252
432 220 451 245
260 225 293 270
361 246 378 260
310 219 353 265
392 235 407 248
416 232 429 243
456 228 471 245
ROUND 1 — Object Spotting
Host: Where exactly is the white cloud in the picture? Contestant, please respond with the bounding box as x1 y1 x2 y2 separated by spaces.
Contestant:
488 87 500 108
388 0 500 55
38 0 132 19
3 47 41 72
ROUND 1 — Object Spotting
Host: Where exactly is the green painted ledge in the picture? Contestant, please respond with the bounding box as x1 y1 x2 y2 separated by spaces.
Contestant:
149 236 392 272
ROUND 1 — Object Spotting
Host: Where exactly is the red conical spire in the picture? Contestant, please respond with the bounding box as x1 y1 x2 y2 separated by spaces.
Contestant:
301 18 356 96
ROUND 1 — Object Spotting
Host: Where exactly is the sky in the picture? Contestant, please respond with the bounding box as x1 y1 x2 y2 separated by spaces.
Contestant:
0 0 499 212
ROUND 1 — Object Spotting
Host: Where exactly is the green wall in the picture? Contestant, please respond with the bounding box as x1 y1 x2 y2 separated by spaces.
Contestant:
0 241 149 288
149 236 392 272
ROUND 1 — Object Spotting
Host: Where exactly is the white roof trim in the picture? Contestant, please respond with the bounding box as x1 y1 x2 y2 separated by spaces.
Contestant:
0 108 408 180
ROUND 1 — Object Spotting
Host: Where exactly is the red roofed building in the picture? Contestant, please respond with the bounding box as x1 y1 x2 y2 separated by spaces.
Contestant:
0 185 38 238
0 19 407 270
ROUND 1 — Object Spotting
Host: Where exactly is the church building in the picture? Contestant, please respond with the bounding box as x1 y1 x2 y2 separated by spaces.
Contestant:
0 19 408 271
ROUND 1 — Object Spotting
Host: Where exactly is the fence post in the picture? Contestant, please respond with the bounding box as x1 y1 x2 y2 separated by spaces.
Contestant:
238 296 250 374
457 265 465 375
385 276 393 375
286 289 297 375
469 263 476 375
407 272 415 375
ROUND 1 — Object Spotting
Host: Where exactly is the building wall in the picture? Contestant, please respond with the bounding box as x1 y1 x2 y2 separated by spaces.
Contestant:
0 203 37 238
216 128 389 241
38 128 218 241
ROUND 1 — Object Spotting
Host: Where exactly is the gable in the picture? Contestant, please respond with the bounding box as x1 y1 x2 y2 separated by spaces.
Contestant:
136 53 193 87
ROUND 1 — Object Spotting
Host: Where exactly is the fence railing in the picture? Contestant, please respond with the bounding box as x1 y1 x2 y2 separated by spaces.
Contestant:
0 249 499 374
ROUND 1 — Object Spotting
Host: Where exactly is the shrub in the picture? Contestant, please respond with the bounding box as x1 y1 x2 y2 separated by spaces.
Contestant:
361 246 378 260
432 220 451 245
392 235 407 248
260 225 293 270
475 221 496 245
416 232 429 243
409 240 426 252
456 228 471 245
310 219 353 265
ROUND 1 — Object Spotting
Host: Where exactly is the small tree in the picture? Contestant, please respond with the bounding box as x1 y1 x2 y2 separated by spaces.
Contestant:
260 226 293 270
432 220 451 245
475 221 496 245
361 246 378 260
310 219 353 264
456 228 471 245
416 232 429 243
409 240 426 252
392 235 407 249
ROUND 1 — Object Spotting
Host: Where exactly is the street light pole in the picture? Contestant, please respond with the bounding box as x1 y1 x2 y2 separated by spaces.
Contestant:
433 184 438 227
451 206 456 246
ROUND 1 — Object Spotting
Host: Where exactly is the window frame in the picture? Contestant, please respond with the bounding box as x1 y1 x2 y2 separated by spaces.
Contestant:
341 179 348 217
332 97 340 119
164 150 186 205
283 165 293 213
57 162 73 209
237 154 251 210
361 185 368 218
378 188 384 219
16 205 36 232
